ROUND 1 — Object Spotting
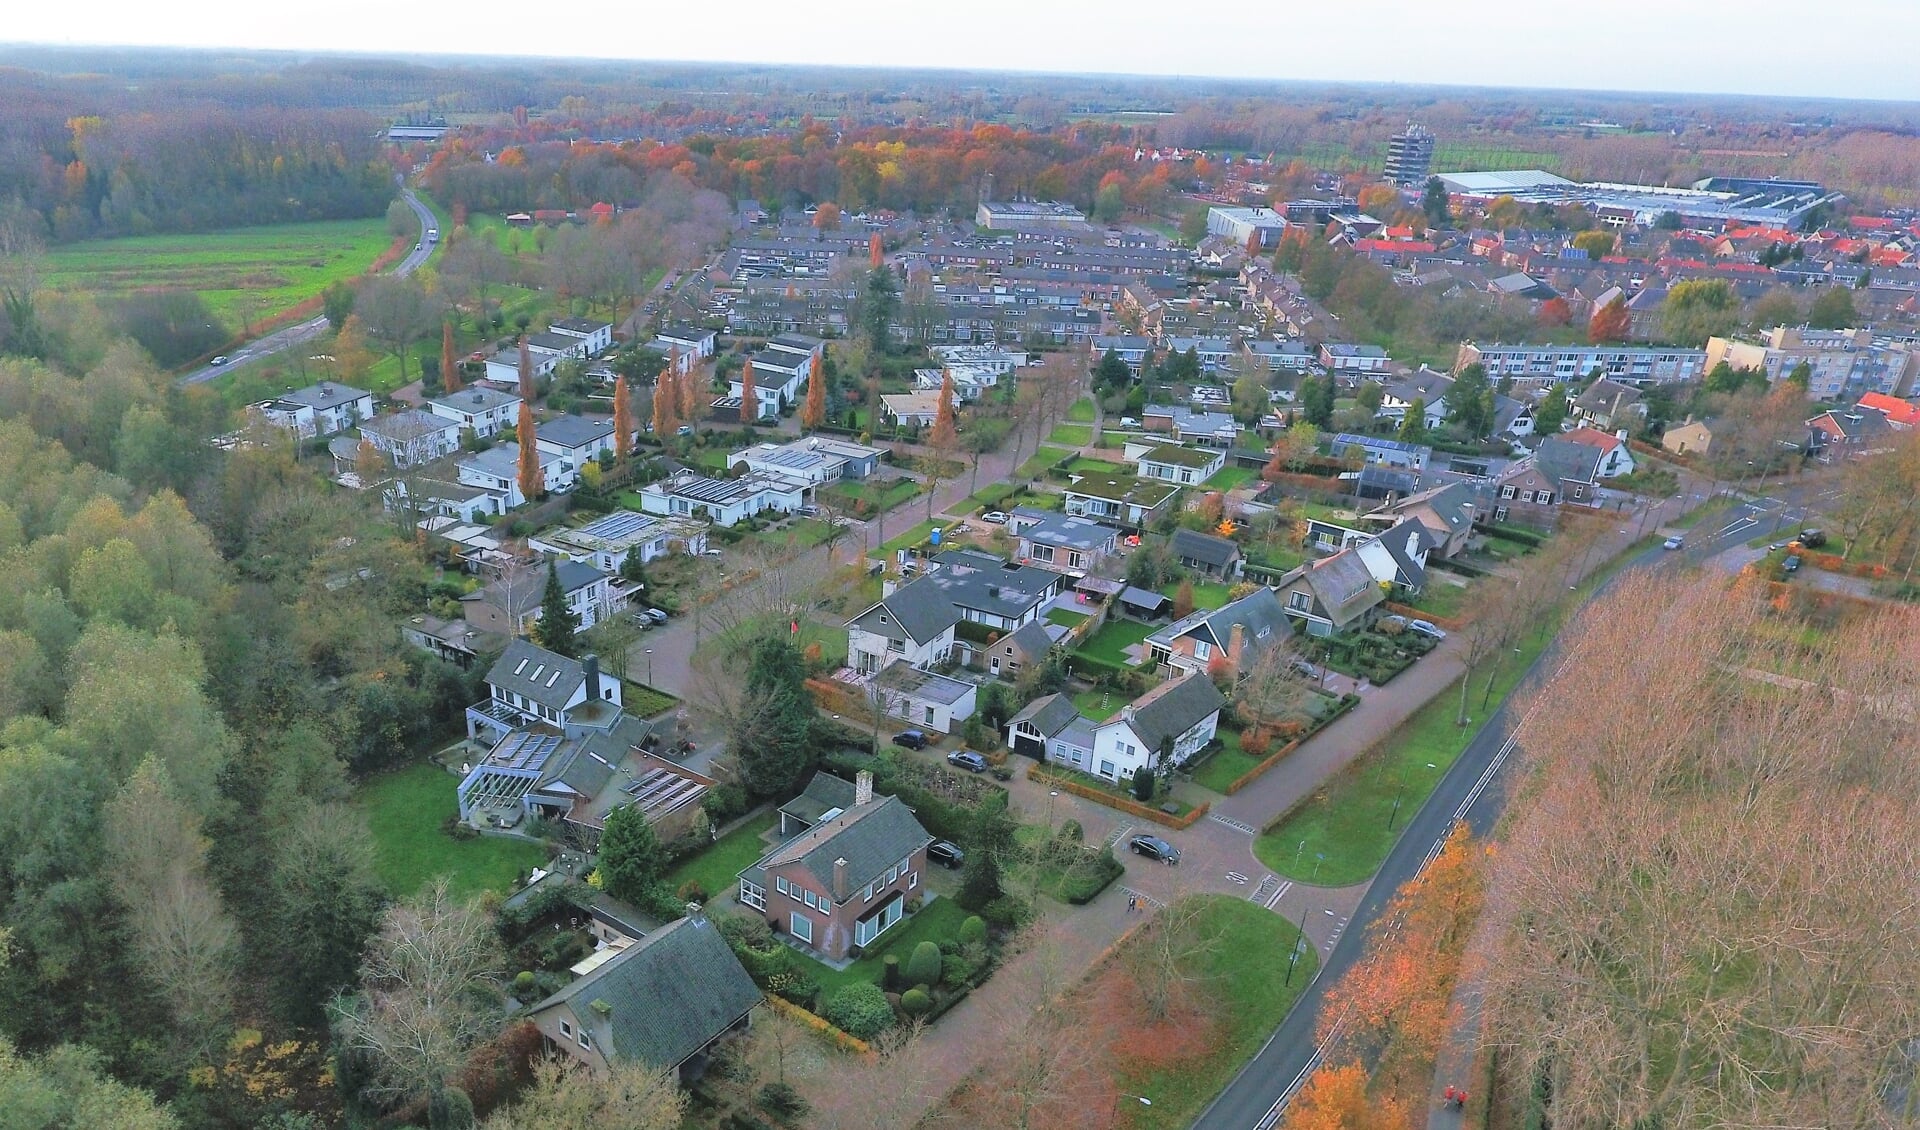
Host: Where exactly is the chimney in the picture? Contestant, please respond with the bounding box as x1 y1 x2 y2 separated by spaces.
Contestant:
855 769 873 807
1228 622 1246 666
1615 428 1628 443
832 858 849 902
582 653 601 700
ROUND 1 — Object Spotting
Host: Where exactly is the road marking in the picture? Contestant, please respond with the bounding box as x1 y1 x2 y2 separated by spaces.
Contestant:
1207 812 1259 835
1226 871 1250 884
1105 823 1135 848
1121 886 1164 910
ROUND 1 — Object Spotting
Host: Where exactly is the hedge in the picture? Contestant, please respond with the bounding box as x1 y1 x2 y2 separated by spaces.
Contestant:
763 994 872 1054
1221 694 1360 794
1026 763 1210 830
1483 523 1547 546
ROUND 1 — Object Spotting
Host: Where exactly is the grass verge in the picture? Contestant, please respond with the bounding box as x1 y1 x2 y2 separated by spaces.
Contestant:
1067 398 1097 423
1047 423 1096 447
356 762 546 902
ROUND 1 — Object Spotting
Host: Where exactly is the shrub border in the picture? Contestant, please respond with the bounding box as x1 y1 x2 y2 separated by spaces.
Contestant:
1026 763 1209 829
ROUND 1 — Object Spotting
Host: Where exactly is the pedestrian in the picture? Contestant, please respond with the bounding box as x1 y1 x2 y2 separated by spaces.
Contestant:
1443 1086 1456 1105
1127 892 1137 913
1455 1091 1468 1109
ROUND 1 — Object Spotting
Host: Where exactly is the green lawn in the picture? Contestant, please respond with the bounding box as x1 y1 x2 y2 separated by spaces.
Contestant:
1169 580 1234 611
1066 398 1097 423
1046 424 1096 447
1073 688 1127 721
1075 617 1159 665
1066 457 1128 476
663 811 778 901
1207 466 1257 491
1119 897 1317 1130
1046 608 1090 629
799 896 973 996
622 682 680 718
1017 445 1071 479
748 518 838 552
42 217 392 328
879 521 945 554
823 477 923 513
1407 577 1473 620
1192 728 1262 793
356 763 547 902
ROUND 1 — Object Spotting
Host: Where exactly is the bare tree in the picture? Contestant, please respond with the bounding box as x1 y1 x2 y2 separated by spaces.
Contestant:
1126 896 1226 1023
1236 636 1314 733
798 1020 947 1130
482 1054 684 1130
354 274 440 383
338 877 505 1110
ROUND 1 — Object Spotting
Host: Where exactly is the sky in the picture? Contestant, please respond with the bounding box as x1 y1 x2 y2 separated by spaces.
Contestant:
11 0 1920 103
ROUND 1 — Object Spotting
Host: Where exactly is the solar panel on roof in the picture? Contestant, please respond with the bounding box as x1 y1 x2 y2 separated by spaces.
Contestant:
578 511 657 539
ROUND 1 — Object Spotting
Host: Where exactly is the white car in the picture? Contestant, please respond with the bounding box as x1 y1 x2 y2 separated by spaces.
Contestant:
1407 619 1447 640
981 510 1008 524
1663 536 1684 550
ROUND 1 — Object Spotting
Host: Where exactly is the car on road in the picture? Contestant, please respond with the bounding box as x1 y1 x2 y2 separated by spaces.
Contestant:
981 510 1008 524
427 227 438 239
640 607 670 625
1129 835 1180 864
1120 416 1141 428
927 840 966 869
1663 535 1684 550
210 355 229 366
1799 528 1827 548
1783 555 1802 574
676 424 695 436
1288 657 1322 680
1768 542 1789 553
1407 619 1447 640
891 729 928 751
947 750 989 773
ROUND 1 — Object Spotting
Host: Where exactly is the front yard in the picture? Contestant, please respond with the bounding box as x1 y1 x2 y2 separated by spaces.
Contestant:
1405 576 1472 620
795 895 973 996
356 762 547 901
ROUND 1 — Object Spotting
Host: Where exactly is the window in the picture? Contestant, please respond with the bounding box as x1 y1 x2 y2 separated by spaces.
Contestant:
899 857 910 873
1288 591 1312 612
1500 485 1516 499
741 881 766 911
1538 491 1553 505
803 890 818 910
578 1029 591 1049
560 1019 573 1037
1520 490 1535 503
864 882 875 902
886 865 899 885
790 912 812 944
1099 759 1117 779
1194 640 1212 661
776 876 789 896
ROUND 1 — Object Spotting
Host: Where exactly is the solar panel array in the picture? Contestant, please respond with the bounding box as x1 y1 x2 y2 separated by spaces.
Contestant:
578 510 658 540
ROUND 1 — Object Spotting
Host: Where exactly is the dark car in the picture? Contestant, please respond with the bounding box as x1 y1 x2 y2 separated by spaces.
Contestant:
891 730 928 751
1799 528 1827 548
947 750 989 773
1129 835 1180 864
1783 554 1802 574
927 840 966 869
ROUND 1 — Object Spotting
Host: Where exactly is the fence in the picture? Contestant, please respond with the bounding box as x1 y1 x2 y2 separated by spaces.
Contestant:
1026 763 1211 830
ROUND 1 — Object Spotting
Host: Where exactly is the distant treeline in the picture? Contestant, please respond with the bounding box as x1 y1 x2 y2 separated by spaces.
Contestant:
0 74 394 243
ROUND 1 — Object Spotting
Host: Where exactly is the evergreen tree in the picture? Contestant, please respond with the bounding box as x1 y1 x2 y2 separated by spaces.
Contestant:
863 267 898 354
534 559 580 656
1096 348 1131 390
734 635 817 796
1399 399 1429 442
1422 176 1451 228
1447 363 1494 437
597 804 665 906
1534 383 1570 435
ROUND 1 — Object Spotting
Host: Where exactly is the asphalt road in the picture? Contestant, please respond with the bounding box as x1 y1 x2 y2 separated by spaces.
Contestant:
1191 484 1814 1130
176 184 436 387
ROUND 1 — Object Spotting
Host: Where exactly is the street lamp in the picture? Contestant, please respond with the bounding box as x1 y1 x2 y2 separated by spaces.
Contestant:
645 648 653 686
1386 780 1406 831
1285 905 1309 986
1112 1093 1153 1121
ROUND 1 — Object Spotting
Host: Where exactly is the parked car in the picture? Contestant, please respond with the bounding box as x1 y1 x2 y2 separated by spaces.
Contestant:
1799 528 1827 548
947 750 989 773
891 730 928 751
641 607 670 625
1129 835 1180 864
1663 535 1684 550
1407 619 1447 640
1288 657 1322 680
1783 554 1802 574
676 424 695 437
1120 416 1141 428
927 840 966 869
981 510 1008 525
1379 614 1410 630
210 355 229 366
700 548 724 558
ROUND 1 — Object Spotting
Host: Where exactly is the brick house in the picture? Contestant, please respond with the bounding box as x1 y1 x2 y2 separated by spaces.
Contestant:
737 772 934 960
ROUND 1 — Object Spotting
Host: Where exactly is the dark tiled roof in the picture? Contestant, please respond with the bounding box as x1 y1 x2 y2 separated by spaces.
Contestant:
1008 691 1079 737
1537 436 1604 485
486 639 588 712
742 796 931 896
1305 550 1384 626
997 619 1055 662
780 772 858 828
540 714 653 799
538 414 615 449
531 915 759 1071
848 582 963 646
1376 520 1432 590
1113 674 1226 753
1171 528 1241 568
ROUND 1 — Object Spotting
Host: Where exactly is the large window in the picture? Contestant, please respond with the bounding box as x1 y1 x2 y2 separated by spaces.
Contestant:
790 912 812 945
854 895 905 948
740 880 766 911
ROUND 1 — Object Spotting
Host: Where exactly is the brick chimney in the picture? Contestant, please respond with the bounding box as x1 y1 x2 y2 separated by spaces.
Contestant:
582 653 601 700
855 769 873 807
1228 623 1247 668
832 857 849 902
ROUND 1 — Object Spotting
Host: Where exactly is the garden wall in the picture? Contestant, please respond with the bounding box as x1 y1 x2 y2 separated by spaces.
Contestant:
1026 764 1210 829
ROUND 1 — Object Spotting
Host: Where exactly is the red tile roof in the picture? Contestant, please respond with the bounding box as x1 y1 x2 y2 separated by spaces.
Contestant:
1562 426 1625 450
1858 392 1920 427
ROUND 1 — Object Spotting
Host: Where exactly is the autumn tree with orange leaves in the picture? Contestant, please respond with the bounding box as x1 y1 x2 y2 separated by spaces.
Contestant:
801 353 826 431
678 359 702 421
440 320 461 393
612 376 634 460
653 366 678 438
517 334 534 400
928 369 958 451
1281 1062 1407 1130
1587 293 1630 344
516 401 542 502
738 358 757 424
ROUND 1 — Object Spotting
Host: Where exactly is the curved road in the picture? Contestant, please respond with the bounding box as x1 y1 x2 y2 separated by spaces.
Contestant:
1192 483 1820 1130
176 184 437 387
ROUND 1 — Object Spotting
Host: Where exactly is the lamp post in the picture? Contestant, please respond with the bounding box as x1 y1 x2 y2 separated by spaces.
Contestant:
1112 1093 1153 1122
645 648 653 686
1387 780 1407 831
1285 903 1308 985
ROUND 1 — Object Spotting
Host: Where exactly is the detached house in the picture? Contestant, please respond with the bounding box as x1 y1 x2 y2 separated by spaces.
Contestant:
460 559 615 637
1352 519 1432 595
1089 675 1227 782
1062 475 1182 528
1015 512 1118 574
1135 443 1226 485
638 470 807 526
1144 588 1291 677
1275 549 1385 637
359 410 462 468
526 914 758 1082
464 640 625 742
1375 482 1477 558
1170 528 1243 579
847 583 961 675
253 382 373 438
535 414 619 473
977 619 1058 681
1006 693 1096 767
427 387 523 439
738 772 934 960
1558 427 1636 477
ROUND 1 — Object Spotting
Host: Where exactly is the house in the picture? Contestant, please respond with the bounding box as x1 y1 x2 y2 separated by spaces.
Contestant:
463 641 625 742
846 582 961 675
869 659 977 734
1489 457 1569 528
1170 528 1243 579
1532 436 1605 506
638 470 807 526
1061 475 1182 528
1352 520 1432 594
731 349 812 420
1807 407 1895 462
922 550 1064 631
427 386 524 439
1329 433 1432 472
1276 549 1385 637
359 410 463 468
1144 588 1291 677
1246 339 1317 373
931 344 1028 374
535 414 618 472
737 772 934 960
652 324 719 362
1006 693 1096 768
1088 674 1227 782
879 391 952 428
1092 334 1153 373
913 365 1000 401
460 559 616 640
457 442 573 508
1375 482 1477 558
979 619 1056 681
457 720 706 841
1559 427 1636 477
1456 342 1706 386
729 436 884 484
252 382 373 438
1015 512 1118 574
530 510 708 574
484 346 562 385
526 914 758 1082
1378 370 1453 428
1856 392 1920 429
1135 443 1226 486
1570 379 1646 432
526 330 596 362
547 317 615 355
1660 416 1720 456
1141 404 1239 447
1319 343 1390 374
402 614 506 670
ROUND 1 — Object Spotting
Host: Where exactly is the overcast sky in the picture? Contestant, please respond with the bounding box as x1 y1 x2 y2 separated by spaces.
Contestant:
11 0 1920 103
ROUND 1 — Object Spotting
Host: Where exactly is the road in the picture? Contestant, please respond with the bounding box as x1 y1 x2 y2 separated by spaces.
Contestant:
175 184 437 387
1191 478 1823 1130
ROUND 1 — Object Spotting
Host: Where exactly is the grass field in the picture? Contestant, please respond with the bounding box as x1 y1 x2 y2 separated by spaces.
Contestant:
822 476 924 514
1067 457 1128 476
663 811 777 901
1407 577 1473 620
1117 897 1316 1130
356 762 547 902
1207 466 1258 491
1169 580 1234 611
1067 398 1097 423
746 518 839 553
1017 445 1071 479
43 218 394 327
1073 688 1127 721
1047 608 1090 629
1047 423 1096 447
1075 617 1158 665
879 521 947 554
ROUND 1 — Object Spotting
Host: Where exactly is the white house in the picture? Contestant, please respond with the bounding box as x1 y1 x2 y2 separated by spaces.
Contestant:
931 344 1028 374
646 325 718 373
1558 427 1637 478
1320 343 1390 373
525 330 595 361
1061 475 1182 528
483 347 561 385
529 510 709 575
913 366 999 401
253 382 373 438
427 386 524 439
534 414 618 474
1087 675 1226 783
1134 443 1226 486
728 436 883 485
869 660 977 735
846 582 961 675
463 638 624 741
879 391 951 428
359 410 462 468
1014 512 1117 574
547 317 615 355
1005 693 1096 768
731 349 811 420
637 470 806 527
457 443 573 508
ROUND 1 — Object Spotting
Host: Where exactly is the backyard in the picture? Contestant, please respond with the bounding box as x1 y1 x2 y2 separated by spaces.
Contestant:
1207 465 1258 491
356 762 547 902
1405 576 1473 620
1165 579 1234 611
663 811 779 901
1073 687 1127 721
1074 617 1159 666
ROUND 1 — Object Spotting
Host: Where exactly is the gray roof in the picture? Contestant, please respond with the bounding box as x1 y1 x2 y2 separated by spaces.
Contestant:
539 714 653 799
362 409 456 441
848 582 963 647
741 795 932 895
1376 520 1432 590
1171 528 1241 569
1120 586 1171 611
997 619 1055 663
1152 587 1289 656
1398 481 1478 533
1536 436 1604 485
430 386 521 414
469 559 607 620
538 414 616 450
278 382 369 411
1303 550 1384 627
530 915 758 1071
1007 692 1079 738
485 639 589 712
780 771 859 828
1108 674 1226 753
1019 512 1116 553
551 317 612 335
528 331 581 352
872 660 974 707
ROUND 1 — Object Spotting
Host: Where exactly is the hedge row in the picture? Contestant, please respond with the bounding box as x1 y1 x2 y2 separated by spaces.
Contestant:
1222 694 1360 794
1026 763 1210 830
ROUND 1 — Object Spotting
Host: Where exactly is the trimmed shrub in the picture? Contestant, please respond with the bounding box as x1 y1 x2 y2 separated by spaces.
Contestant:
881 953 900 990
1131 765 1155 802
757 1082 808 1118
940 951 978 990
820 982 895 1040
978 894 1033 929
904 940 943 987
900 987 933 1017
1057 818 1084 842
512 971 536 996
958 915 988 948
